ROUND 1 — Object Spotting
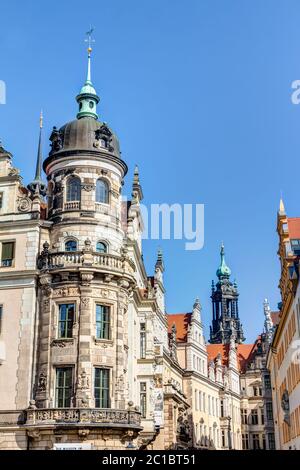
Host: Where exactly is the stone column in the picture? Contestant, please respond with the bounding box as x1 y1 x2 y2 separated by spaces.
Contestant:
77 276 93 408
35 274 52 408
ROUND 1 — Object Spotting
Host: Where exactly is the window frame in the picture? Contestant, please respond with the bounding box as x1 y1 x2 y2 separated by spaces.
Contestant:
95 304 110 340
95 178 109 205
94 367 110 408
58 303 75 339
140 322 146 359
140 382 147 418
65 239 78 252
66 176 81 202
96 241 108 254
1 240 15 267
55 367 73 408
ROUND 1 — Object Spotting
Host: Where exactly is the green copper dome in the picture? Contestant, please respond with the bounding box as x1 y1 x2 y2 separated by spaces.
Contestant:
76 47 99 120
216 243 231 279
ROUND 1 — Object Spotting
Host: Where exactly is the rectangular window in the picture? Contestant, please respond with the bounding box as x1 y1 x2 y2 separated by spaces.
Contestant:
220 399 224 418
1 242 14 267
241 409 248 425
252 433 260 450
140 382 147 418
264 374 271 389
268 433 275 450
266 402 273 421
242 433 249 450
0 305 2 334
261 409 264 425
58 304 75 338
96 304 110 339
55 367 73 408
0 193 3 209
140 323 146 359
251 409 258 425
94 368 110 408
221 430 226 447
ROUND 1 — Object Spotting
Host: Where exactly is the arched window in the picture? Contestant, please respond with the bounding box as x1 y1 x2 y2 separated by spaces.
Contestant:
66 177 81 202
96 179 109 204
65 240 77 252
96 241 107 253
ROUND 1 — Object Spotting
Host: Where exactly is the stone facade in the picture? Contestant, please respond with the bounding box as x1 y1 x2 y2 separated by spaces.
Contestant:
267 201 300 449
0 52 277 451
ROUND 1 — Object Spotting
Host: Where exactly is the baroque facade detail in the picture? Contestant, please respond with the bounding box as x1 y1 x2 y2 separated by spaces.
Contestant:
0 47 278 451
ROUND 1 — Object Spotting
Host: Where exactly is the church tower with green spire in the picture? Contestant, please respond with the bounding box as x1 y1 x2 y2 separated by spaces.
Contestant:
210 243 245 344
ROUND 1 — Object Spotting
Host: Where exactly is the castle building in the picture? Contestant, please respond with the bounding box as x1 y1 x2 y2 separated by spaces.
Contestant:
267 200 300 449
0 44 277 450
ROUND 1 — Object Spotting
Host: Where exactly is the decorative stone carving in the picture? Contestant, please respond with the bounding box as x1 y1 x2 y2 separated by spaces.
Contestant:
281 389 290 425
80 272 94 286
39 273 52 296
37 241 50 270
17 197 31 212
78 429 90 439
50 126 63 152
51 339 74 348
78 370 89 390
81 184 95 192
8 167 20 177
37 371 47 392
93 124 114 152
81 297 90 308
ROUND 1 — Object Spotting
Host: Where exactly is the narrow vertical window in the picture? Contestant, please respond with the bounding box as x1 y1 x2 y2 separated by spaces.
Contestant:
58 304 75 338
1 242 14 267
140 323 146 359
55 367 73 408
66 177 81 202
0 193 3 209
96 179 109 204
140 382 147 418
94 368 110 408
96 305 110 340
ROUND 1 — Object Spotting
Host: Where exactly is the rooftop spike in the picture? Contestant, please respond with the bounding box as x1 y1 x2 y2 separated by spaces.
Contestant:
132 164 144 201
76 28 99 120
27 111 46 197
216 242 231 279
279 196 285 215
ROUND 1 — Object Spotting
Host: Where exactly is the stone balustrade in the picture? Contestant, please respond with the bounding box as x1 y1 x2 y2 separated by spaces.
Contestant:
38 251 135 274
25 408 141 428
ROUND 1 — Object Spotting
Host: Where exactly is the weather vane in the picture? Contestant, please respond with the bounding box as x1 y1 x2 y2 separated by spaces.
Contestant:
85 27 95 53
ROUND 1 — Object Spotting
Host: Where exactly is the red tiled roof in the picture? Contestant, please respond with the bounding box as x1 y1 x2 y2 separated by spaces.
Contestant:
167 313 192 342
206 343 256 372
287 217 300 239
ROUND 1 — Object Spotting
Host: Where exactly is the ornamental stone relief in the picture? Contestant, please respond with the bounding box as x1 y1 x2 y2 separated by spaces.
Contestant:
17 197 31 212
81 297 90 308
37 371 47 392
52 287 79 297
93 289 117 300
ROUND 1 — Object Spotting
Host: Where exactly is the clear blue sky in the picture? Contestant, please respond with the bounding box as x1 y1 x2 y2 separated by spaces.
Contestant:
1 0 299 342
